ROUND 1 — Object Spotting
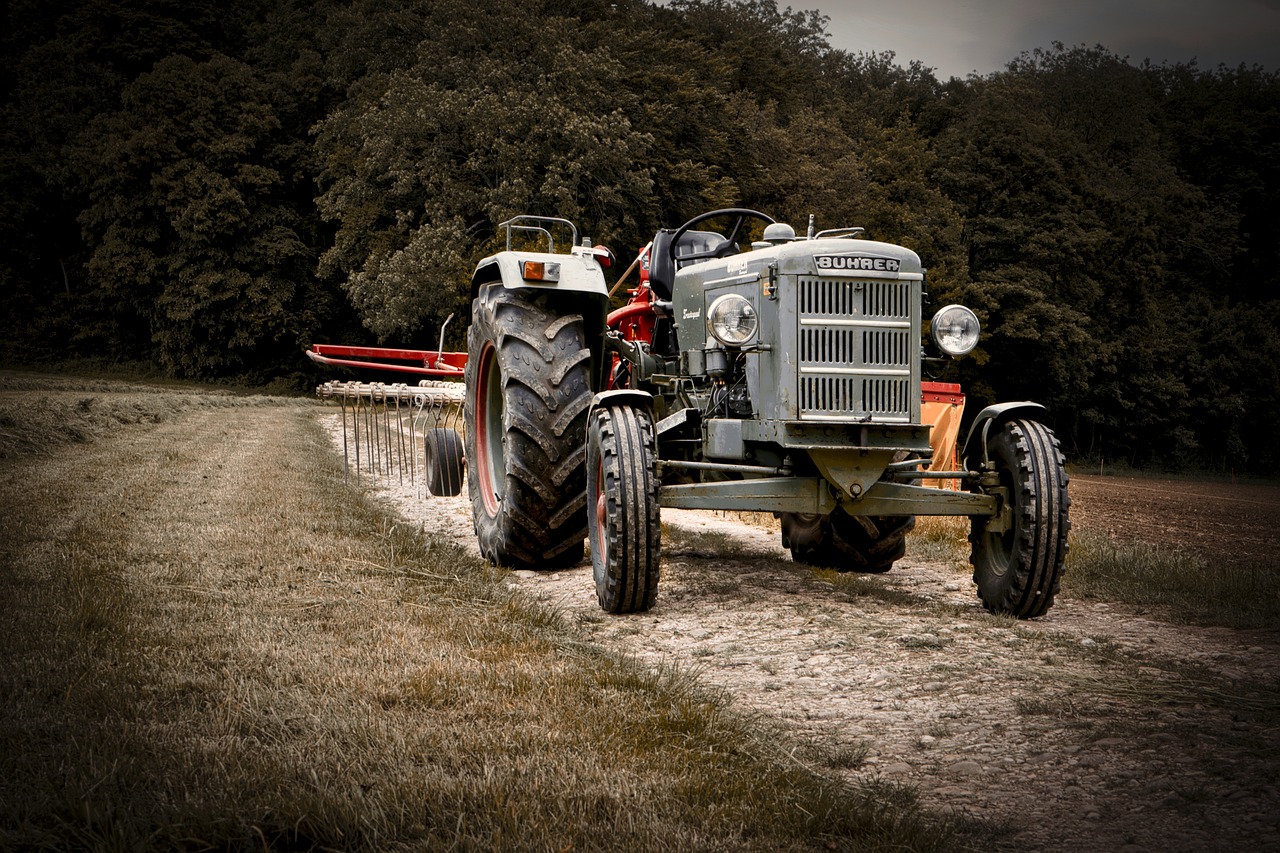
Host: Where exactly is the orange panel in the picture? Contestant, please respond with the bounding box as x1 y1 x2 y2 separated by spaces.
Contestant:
922 389 965 490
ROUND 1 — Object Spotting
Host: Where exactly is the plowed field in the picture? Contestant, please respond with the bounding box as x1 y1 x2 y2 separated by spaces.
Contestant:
1069 473 1278 567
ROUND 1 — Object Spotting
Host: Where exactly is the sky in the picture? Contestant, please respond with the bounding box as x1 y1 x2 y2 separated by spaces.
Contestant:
813 0 1280 79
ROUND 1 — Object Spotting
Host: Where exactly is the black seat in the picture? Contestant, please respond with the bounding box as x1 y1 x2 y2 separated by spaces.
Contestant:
647 229 735 300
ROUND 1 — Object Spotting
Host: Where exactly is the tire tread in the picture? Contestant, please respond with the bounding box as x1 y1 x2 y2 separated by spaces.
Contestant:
465 284 592 569
589 405 660 613
970 419 1071 618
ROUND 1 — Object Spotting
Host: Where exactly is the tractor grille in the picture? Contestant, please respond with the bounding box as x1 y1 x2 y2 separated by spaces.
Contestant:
797 277 914 421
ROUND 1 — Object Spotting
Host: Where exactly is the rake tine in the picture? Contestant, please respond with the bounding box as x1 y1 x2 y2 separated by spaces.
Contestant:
408 391 418 497
394 390 405 484
351 385 362 484
378 384 389 479
340 393 349 483
365 389 374 478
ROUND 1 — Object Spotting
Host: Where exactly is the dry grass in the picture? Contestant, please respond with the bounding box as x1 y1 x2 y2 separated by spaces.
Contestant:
0 369 291 459
902 504 1280 631
1062 530 1280 630
661 523 764 560
905 516 971 568
0 372 975 852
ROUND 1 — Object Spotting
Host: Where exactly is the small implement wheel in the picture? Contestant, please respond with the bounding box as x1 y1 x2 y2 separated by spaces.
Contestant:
464 283 592 569
970 418 1071 619
587 404 660 613
423 428 464 497
781 509 914 573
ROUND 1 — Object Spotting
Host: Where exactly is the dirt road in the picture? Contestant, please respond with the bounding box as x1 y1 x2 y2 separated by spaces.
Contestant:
338 415 1280 853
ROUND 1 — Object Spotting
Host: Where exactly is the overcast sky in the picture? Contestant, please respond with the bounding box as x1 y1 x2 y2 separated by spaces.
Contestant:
814 0 1280 79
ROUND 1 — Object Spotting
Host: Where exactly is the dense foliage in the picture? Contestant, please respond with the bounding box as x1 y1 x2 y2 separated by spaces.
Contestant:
3 0 1278 470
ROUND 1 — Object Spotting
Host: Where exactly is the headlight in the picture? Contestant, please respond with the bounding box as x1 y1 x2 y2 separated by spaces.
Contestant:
931 304 980 357
707 294 758 346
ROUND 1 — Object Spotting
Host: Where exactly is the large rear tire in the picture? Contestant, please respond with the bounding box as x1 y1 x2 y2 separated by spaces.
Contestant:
464 283 592 569
587 404 660 613
781 509 914 573
970 418 1071 618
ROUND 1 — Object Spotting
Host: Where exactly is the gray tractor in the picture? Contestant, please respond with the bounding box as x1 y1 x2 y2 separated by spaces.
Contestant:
463 210 1070 619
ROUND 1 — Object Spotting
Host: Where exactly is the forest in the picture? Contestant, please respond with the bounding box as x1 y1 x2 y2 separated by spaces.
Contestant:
2 0 1278 472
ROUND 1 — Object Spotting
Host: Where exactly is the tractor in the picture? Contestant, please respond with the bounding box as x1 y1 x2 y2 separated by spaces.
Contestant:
458 209 1070 619
310 209 1070 618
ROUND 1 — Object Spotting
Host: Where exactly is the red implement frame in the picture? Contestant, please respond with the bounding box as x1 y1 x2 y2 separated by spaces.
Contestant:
307 344 467 378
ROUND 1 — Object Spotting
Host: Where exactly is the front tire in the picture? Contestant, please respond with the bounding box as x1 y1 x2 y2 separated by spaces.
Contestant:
970 418 1071 619
587 404 660 613
464 284 592 569
781 509 914 573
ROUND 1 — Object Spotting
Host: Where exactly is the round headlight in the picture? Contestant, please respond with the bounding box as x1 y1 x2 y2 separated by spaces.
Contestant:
931 304 980 357
707 294 758 346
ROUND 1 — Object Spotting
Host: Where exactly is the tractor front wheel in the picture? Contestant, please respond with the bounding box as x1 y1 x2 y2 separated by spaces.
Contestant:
587 404 660 613
464 283 593 569
969 418 1071 619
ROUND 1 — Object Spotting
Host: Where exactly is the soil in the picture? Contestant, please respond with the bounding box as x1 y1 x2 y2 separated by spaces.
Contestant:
325 415 1280 852
1070 473 1277 568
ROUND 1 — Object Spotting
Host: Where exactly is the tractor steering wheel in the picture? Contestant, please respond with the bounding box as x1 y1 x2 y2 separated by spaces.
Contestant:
667 208 776 266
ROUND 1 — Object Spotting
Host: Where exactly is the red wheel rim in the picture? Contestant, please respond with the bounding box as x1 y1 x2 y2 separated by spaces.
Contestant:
474 342 503 516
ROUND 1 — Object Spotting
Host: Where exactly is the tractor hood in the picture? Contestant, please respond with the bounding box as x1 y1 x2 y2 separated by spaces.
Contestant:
671 236 925 355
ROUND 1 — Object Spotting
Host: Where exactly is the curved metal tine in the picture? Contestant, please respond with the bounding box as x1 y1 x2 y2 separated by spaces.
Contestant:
379 384 389 480
408 389 418 495
340 393 349 483
383 386 393 481
365 386 375 478
395 390 405 485
369 384 379 479
351 384 362 484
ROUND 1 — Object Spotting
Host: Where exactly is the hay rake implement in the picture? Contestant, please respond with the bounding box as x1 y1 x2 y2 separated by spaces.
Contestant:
309 313 471 498
316 379 466 498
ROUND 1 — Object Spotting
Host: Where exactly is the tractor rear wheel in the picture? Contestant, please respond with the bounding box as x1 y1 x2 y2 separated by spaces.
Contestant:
587 404 660 613
464 283 592 569
781 509 914 573
970 418 1071 619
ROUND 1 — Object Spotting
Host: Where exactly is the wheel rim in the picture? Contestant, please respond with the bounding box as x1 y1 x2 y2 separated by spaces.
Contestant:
475 342 505 516
982 464 1018 577
593 455 608 568
984 528 1014 578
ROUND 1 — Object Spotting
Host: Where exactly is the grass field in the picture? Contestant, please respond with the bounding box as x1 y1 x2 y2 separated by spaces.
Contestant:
0 371 978 851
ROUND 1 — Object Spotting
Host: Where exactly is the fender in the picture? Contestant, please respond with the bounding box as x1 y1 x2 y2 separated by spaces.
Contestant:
470 250 610 301
961 402 1048 467
590 388 654 415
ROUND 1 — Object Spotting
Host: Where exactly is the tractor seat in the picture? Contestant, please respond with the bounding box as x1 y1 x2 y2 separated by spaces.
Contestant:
647 229 736 300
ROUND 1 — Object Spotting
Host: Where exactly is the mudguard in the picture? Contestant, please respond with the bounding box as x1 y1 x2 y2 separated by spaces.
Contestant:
470 249 610 301
590 389 654 414
961 402 1048 467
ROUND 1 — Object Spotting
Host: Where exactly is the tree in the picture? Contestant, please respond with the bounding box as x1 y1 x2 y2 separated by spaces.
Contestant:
71 54 317 377
314 2 654 340
0 0 269 363
933 44 1229 464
